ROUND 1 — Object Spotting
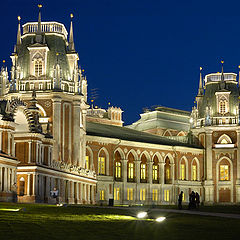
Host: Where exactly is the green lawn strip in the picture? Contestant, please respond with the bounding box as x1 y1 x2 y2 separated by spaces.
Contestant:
0 204 240 240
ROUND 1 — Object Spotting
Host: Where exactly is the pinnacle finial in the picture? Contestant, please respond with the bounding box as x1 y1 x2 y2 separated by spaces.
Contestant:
37 4 42 34
16 16 22 46
197 67 203 96
69 13 75 52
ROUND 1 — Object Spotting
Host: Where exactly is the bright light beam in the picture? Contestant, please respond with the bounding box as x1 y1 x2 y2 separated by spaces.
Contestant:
0 208 20 212
156 217 166 222
137 211 147 219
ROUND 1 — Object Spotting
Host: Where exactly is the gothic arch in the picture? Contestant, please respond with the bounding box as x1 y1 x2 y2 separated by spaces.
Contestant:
140 151 151 162
126 149 138 160
216 156 233 202
191 157 200 181
86 146 94 171
152 152 163 163
36 103 47 117
179 156 189 180
216 157 233 181
164 153 174 164
98 147 110 175
217 134 232 144
114 148 125 160
163 129 172 136
177 131 186 136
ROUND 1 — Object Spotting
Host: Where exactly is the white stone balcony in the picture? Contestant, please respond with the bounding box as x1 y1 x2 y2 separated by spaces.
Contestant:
22 22 68 39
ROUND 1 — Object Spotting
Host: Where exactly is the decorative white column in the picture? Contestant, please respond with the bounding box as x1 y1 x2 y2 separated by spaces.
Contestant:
4 168 8 191
53 97 62 162
27 174 31 196
36 143 39 164
0 131 2 152
28 142 31 163
159 162 165 185
73 99 81 166
236 129 240 202
206 131 213 180
32 173 36 196
0 167 2 191
148 162 153 184
7 132 10 155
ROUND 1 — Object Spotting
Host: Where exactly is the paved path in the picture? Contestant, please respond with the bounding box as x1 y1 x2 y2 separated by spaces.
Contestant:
149 208 240 219
85 205 240 219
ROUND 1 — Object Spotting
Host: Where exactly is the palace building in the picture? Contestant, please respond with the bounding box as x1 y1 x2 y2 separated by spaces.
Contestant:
0 6 239 205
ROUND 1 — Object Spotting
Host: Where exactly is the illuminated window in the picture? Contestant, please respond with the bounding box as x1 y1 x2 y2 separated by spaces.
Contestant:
85 156 89 170
192 165 197 181
166 167 170 180
35 60 43 77
140 188 146 201
128 163 134 179
219 100 226 114
115 162 121 178
98 157 105 175
182 192 185 201
220 165 229 181
127 188 133 200
100 190 104 200
152 189 158 201
152 165 158 181
114 187 120 200
140 163 146 179
180 164 185 180
164 189 170 202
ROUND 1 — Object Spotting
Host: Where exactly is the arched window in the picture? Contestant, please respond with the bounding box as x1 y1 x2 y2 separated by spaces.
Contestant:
127 152 135 181
220 165 229 180
192 164 197 181
85 155 89 170
115 162 121 178
114 151 121 179
152 155 159 182
140 163 146 180
180 162 185 180
19 177 25 196
98 150 106 175
140 154 147 182
165 157 171 184
35 60 43 77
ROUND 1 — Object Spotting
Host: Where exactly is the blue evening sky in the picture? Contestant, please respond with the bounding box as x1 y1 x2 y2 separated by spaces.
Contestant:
1 0 240 124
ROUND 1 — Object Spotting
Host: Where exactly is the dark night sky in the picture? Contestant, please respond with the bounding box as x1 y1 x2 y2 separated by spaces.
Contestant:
1 0 240 125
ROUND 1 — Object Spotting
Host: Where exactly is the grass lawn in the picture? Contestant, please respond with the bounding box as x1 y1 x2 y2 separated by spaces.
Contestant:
0 203 240 240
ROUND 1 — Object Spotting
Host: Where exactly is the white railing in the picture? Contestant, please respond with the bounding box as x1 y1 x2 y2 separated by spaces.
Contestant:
205 73 237 82
22 22 68 39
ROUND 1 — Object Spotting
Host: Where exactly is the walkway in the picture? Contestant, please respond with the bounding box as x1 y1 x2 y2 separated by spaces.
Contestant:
149 208 240 219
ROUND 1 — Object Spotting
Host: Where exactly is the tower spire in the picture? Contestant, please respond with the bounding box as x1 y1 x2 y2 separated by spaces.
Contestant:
68 13 75 52
37 4 42 34
17 16 22 46
36 4 43 43
198 67 203 96
220 60 225 89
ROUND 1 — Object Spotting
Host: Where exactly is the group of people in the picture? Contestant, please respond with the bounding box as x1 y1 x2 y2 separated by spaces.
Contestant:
178 191 200 210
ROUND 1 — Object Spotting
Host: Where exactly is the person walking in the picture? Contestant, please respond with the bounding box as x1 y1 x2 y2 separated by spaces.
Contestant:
195 192 200 210
178 191 183 210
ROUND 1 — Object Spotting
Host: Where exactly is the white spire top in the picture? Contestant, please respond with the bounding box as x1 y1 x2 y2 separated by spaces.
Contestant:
68 13 75 52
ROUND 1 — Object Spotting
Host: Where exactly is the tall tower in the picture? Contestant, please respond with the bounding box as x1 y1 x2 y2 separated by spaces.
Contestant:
191 63 240 204
0 5 96 204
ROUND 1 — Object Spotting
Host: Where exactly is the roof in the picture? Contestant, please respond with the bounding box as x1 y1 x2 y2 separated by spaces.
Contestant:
86 121 202 149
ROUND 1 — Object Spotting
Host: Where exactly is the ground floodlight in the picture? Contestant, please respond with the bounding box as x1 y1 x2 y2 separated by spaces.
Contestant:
137 211 147 219
156 217 166 222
